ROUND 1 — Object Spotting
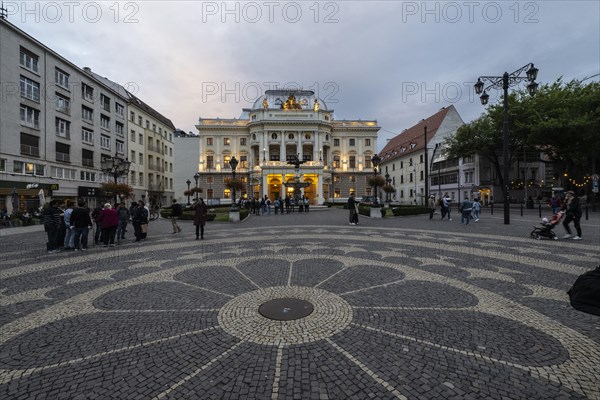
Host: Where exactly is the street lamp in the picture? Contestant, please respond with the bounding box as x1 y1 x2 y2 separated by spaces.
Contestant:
229 156 239 210
371 154 381 207
101 153 131 183
185 179 191 206
385 172 391 203
474 63 539 225
193 172 200 201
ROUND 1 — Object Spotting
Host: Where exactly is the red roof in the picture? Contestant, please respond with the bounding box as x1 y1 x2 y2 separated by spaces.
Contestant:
380 106 454 163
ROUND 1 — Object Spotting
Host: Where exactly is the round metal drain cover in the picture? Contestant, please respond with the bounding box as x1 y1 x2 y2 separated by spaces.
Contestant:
258 298 314 321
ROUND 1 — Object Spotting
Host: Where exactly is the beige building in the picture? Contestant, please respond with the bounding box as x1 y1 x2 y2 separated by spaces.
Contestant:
176 90 380 205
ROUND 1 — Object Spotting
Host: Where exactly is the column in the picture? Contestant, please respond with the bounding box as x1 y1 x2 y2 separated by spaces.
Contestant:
297 131 302 160
316 169 324 204
279 132 285 163
313 131 319 162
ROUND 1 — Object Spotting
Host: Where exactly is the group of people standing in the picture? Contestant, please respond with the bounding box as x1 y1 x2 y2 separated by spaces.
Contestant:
43 199 151 253
428 193 482 225
243 195 310 216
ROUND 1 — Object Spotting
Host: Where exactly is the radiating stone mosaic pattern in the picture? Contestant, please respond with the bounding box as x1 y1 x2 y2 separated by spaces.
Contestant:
1 222 599 399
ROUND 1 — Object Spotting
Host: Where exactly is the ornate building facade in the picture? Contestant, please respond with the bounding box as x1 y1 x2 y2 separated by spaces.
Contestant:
179 90 380 205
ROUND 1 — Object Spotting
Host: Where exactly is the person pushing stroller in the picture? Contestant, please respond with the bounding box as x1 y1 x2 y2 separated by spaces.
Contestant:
530 211 564 240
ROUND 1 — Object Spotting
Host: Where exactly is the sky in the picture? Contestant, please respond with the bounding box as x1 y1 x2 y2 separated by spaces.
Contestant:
4 0 599 150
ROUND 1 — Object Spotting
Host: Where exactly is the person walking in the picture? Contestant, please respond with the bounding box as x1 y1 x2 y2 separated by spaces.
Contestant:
193 198 208 240
98 203 119 247
442 193 452 221
274 198 280 215
170 199 183 234
70 200 92 250
43 200 62 253
348 194 359 225
428 195 436 220
63 201 75 250
131 201 147 242
550 194 562 215
116 203 130 242
91 205 103 244
561 191 582 240
472 198 481 222
460 198 473 225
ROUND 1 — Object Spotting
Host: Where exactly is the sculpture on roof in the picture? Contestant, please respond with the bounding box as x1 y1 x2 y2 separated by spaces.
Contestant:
282 94 302 110
313 98 319 112
262 97 268 110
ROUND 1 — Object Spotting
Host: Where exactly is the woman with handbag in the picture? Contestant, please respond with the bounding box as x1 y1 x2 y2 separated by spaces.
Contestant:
193 198 208 240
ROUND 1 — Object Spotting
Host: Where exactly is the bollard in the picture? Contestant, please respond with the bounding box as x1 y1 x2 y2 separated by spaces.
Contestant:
585 204 589 220
539 204 542 218
491 202 494 215
520 204 523 217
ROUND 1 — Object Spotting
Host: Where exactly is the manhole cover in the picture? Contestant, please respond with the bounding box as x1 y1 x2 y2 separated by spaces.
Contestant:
258 298 314 321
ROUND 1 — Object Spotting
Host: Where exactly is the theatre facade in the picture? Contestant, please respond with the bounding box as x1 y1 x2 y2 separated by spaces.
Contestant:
181 90 380 205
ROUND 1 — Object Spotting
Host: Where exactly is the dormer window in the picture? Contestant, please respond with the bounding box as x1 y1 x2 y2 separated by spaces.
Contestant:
410 143 416 149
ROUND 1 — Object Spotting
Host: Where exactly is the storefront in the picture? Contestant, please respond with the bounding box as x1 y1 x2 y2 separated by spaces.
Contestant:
0 181 58 213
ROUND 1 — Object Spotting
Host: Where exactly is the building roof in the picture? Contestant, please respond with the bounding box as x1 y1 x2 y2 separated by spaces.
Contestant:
250 89 329 111
379 106 454 163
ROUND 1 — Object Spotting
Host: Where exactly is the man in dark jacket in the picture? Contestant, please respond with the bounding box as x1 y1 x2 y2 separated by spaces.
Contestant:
43 200 62 253
132 200 148 242
562 191 583 240
170 199 183 234
116 203 130 241
70 200 93 250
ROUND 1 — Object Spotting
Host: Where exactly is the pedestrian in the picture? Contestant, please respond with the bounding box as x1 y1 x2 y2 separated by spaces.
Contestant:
193 198 208 240
428 195 436 220
348 194 359 225
70 200 92 250
561 191 582 240
170 199 183 233
43 200 62 253
285 196 290 214
460 198 473 225
99 203 119 247
274 198 280 215
472 198 481 222
549 194 562 215
442 193 452 221
266 197 271 215
304 196 310 212
91 205 103 244
63 201 75 250
116 203 130 242
132 200 148 242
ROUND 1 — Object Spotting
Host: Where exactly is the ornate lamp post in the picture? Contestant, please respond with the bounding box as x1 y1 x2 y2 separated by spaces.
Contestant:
101 153 131 183
474 63 539 225
371 154 381 207
229 156 239 211
193 172 200 201
185 179 191 206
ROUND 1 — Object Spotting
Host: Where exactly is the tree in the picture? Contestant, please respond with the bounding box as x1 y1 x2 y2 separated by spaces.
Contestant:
445 78 600 195
100 182 133 199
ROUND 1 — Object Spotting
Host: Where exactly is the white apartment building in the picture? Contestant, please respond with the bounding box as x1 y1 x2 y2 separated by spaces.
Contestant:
174 90 380 205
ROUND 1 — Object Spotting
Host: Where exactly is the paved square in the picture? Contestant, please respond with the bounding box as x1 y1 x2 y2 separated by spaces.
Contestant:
1 209 599 399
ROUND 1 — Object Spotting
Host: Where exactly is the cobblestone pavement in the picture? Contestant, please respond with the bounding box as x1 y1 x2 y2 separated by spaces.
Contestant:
1 208 599 399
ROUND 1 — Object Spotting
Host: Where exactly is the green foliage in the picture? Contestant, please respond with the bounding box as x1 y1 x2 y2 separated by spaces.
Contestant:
367 175 386 188
390 206 429 216
100 182 133 198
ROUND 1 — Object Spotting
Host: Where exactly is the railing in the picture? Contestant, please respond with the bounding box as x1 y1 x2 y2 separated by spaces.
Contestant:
148 163 164 172
20 145 39 157
82 159 94 167
56 152 70 163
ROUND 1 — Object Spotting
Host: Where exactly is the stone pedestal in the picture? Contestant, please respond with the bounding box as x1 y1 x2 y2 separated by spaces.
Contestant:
370 207 382 218
229 210 240 222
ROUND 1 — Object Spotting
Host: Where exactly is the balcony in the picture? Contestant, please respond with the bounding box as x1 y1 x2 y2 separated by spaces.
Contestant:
147 144 164 155
148 163 164 172
56 152 70 163
82 158 94 167
21 144 40 157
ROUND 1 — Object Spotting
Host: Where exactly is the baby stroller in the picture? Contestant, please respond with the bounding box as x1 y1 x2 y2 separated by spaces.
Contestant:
530 211 563 240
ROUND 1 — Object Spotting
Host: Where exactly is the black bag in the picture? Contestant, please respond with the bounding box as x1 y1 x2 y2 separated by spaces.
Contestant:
567 266 600 316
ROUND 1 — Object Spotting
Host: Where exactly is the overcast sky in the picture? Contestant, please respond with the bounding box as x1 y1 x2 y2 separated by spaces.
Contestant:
6 0 599 150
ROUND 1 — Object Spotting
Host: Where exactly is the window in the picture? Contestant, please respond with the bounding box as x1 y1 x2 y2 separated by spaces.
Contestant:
20 76 40 101
82 83 94 101
207 156 214 169
305 133 311 140
224 138 231 145
82 106 93 122
349 155 356 168
20 105 40 128
100 94 110 111
271 133 278 140
207 137 213 145
146 120 150 128
130 130 136 142
55 68 70 88
138 153 143 165
56 94 70 114
400 161 404 169
115 121 124 136
20 48 39 72
409 173 413 182
80 171 96 182
138 116 142 125
138 134 143 145
101 135 111 150
365 158 372 169
0 159 6 172
116 140 124 154
333 138 340 146
55 118 71 139
401 175 404 184
365 138 371 146
13 160 23 174
240 138 247 146
169 147 172 157
130 150 135 162
81 128 94 145
400 190 404 198
288 133 294 140
152 124 156 132
224 189 231 199
82 149 94 167
115 103 124 117
20 133 39 157
420 154 424 163
55 142 70 163
207 189 214 199
139 172 144 186
207 177 214 184
334 188 341 198
349 175 356 183
35 164 44 175
240 155 248 168
100 115 110 130
420 170 424 181
130 111 135 122
51 166 76 179
333 155 340 168
349 138 355 146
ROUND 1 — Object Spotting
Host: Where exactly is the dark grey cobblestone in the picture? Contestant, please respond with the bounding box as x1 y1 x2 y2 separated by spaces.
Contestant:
1 209 598 399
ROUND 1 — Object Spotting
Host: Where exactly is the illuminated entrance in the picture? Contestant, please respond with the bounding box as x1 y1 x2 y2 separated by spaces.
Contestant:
266 173 318 204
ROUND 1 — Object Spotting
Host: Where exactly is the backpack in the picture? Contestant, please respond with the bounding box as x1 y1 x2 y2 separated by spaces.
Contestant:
568 266 600 316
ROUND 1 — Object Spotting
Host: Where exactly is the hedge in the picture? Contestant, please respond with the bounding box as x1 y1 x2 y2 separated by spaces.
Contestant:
390 206 429 216
160 208 249 221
